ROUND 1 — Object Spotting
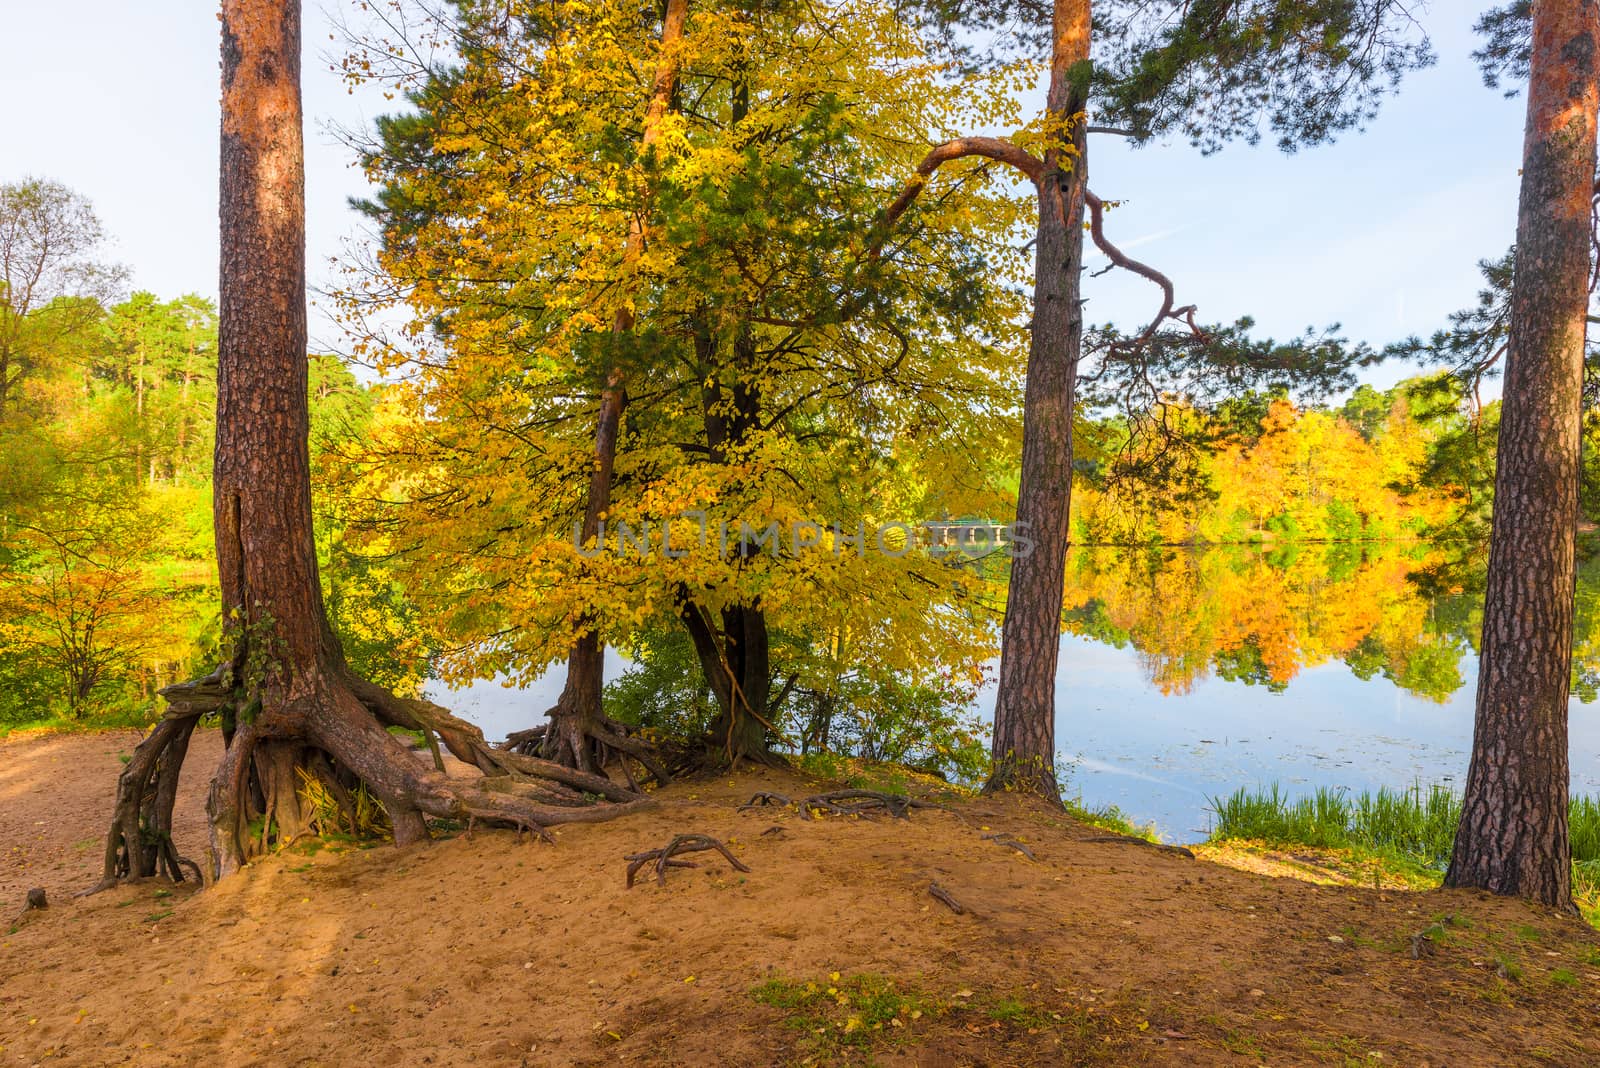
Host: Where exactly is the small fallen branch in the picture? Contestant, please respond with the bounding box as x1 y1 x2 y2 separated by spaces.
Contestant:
1083 834 1195 859
981 833 1037 861
464 812 553 845
928 882 966 914
625 834 751 888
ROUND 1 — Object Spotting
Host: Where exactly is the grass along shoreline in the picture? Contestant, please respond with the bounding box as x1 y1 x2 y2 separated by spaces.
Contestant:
1206 783 1600 923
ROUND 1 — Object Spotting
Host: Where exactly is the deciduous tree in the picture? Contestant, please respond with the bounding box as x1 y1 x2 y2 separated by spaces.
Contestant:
0 178 123 418
343 0 1026 766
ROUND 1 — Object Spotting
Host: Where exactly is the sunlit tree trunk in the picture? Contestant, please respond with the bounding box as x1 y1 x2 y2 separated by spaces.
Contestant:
985 0 1090 801
96 0 648 893
211 0 421 868
1445 0 1600 910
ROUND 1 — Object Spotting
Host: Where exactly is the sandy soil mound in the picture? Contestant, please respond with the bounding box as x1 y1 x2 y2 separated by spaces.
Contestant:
1 730 1597 1066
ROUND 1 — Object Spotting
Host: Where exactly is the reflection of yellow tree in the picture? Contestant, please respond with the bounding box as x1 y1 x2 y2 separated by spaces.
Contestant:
1062 546 1462 699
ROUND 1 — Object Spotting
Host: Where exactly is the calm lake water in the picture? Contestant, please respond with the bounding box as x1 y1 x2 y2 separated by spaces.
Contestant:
436 543 1600 844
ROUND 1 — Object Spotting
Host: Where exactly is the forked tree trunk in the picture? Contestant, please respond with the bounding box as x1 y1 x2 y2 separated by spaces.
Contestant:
94 0 649 891
671 314 781 766
679 596 776 765
984 0 1091 802
532 0 688 777
1445 0 1600 910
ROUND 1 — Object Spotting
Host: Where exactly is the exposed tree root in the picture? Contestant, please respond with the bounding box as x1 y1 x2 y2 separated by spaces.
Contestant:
503 709 670 791
91 670 219 892
739 789 939 820
624 834 751 888
90 661 653 893
738 791 794 811
464 810 554 845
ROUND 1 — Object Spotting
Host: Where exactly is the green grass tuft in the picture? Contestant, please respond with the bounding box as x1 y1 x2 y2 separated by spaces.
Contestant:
1209 783 1600 922
751 972 937 1058
1062 797 1160 842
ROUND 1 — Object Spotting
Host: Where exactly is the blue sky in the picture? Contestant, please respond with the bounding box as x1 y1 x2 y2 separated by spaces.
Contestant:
2 1 1518 390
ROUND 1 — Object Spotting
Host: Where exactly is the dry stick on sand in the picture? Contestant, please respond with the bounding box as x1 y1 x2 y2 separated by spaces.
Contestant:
981 832 1037 860
625 834 752 888
928 882 966 914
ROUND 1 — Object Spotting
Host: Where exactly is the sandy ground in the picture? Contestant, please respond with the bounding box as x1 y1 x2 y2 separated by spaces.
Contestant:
1 729 1598 1067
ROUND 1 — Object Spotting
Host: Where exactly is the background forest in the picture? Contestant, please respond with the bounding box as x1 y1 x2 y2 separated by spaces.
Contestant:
0 187 426 728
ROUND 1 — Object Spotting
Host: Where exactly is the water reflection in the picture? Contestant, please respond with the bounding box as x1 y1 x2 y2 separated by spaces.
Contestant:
436 543 1600 843
1036 544 1600 840
1061 544 1475 702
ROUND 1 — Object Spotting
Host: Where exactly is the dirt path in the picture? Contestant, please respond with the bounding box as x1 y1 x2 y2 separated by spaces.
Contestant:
0 730 223 906
1 730 1597 1066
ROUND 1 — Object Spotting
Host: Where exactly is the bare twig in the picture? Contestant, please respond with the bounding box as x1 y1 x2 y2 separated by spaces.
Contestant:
928 882 966 914
981 832 1037 861
1083 189 1203 357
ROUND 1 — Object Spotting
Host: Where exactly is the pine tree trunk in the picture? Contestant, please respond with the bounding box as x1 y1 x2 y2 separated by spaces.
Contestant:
95 0 652 893
984 0 1090 802
212 0 428 866
1445 0 1599 910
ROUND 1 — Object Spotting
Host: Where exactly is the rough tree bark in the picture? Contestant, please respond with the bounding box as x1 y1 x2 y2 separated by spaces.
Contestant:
675 314 782 766
1445 0 1600 910
984 0 1090 802
513 0 688 780
679 596 777 765
93 0 648 891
